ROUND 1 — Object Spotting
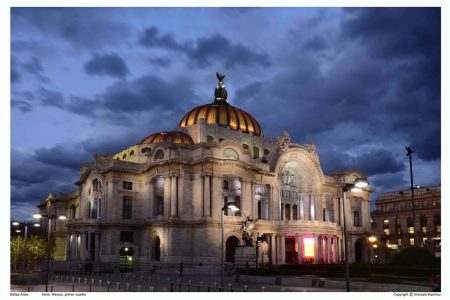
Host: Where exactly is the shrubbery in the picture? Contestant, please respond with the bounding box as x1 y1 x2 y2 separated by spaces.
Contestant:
390 247 436 267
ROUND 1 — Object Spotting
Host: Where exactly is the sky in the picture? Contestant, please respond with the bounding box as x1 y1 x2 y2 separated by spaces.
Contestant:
10 7 441 221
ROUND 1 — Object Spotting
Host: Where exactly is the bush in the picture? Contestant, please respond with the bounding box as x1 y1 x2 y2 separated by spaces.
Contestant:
390 247 436 266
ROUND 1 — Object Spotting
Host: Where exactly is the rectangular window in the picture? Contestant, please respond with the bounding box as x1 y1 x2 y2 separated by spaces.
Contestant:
293 205 298 220
285 204 290 220
123 181 133 190
409 238 415 246
421 226 427 233
257 200 262 219
223 180 229 190
120 231 134 243
156 196 164 216
422 237 428 245
384 228 390 236
408 226 414 234
397 238 402 246
353 211 360 227
122 196 132 219
281 204 285 220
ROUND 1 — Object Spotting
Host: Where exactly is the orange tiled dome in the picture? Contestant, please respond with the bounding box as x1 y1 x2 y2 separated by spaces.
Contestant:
139 131 194 145
179 103 263 136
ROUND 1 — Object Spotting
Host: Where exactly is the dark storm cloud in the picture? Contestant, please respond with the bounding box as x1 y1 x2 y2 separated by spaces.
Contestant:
319 148 404 176
303 35 328 51
22 56 50 82
11 68 20 83
38 87 65 108
149 57 171 67
139 26 187 51
34 145 91 171
12 8 130 50
339 8 440 162
84 53 130 78
11 91 35 112
139 26 270 69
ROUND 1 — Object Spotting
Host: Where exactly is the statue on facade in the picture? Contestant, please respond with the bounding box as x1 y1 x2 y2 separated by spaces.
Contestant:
281 170 296 186
277 131 291 153
214 72 228 102
237 216 255 247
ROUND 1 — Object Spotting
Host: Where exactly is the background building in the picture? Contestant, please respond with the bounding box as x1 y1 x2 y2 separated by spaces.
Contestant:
372 185 441 262
37 74 373 272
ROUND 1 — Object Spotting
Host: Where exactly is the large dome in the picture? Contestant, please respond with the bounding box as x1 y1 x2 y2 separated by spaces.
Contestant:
179 103 263 136
139 131 194 145
179 72 263 136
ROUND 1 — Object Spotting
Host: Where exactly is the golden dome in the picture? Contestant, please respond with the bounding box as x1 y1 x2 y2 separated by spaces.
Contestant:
139 131 194 145
179 104 263 136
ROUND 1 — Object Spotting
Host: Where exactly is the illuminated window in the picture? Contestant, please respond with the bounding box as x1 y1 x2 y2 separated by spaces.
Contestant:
408 227 414 234
383 219 389 227
397 238 402 246
303 237 315 257
422 237 428 245
409 238 415 246
384 228 390 236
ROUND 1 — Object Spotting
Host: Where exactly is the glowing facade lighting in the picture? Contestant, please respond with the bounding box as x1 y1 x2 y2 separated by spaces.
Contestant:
12 221 20 226
58 215 67 220
354 178 369 188
33 213 43 219
303 237 315 257
368 236 377 243
350 186 362 193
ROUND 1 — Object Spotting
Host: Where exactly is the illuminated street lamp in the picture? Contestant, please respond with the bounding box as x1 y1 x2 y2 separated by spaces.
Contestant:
367 235 377 276
33 212 67 292
221 202 240 288
342 177 369 292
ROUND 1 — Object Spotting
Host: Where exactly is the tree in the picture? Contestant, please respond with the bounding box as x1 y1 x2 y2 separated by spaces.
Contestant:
10 235 48 273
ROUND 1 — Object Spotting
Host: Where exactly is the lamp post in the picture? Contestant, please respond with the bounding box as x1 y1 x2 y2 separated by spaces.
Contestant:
367 235 377 276
221 202 240 288
342 177 369 292
405 146 416 234
33 213 67 292
12 222 29 273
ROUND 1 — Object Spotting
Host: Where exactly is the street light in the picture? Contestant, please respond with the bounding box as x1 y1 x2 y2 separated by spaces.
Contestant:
342 177 369 292
367 235 377 276
221 202 240 288
405 146 416 234
33 212 67 292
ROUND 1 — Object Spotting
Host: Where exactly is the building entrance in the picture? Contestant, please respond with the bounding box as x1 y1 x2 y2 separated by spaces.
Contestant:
285 237 297 263
119 247 134 273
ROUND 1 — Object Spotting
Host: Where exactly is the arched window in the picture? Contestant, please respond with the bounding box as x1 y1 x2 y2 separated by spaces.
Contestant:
130 150 135 156
122 153 127 159
383 219 390 235
242 143 249 150
141 147 152 154
207 135 214 143
223 148 239 160
263 148 270 156
154 149 164 161
93 178 100 192
420 216 427 233
407 216 414 233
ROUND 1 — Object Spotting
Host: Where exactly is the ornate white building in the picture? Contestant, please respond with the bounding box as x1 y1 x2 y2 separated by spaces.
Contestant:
38 74 373 272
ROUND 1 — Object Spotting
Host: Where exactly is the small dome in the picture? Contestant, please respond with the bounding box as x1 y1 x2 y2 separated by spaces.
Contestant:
139 131 194 145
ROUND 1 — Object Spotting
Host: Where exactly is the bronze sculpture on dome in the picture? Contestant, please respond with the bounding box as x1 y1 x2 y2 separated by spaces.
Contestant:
214 72 228 103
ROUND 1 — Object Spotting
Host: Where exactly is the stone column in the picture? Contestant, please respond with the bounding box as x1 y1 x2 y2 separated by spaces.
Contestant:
203 175 211 217
163 177 171 217
211 176 222 220
268 186 273 220
314 235 320 263
297 233 303 264
147 181 154 217
280 234 286 264
178 175 184 218
170 176 177 217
